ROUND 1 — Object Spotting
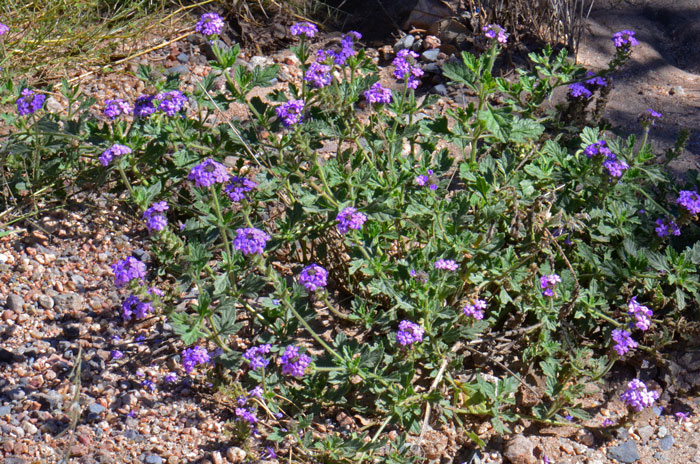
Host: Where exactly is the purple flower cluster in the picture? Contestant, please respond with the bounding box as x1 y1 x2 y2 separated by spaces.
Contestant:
111 350 124 360
612 30 638 49
195 12 225 36
677 190 700 215
99 144 132 166
121 295 154 321
104 99 133 119
235 407 258 425
141 379 156 391
243 344 271 370
0 22 8 36
299 263 328 292
290 21 317 38
540 274 561 297
188 159 229 188
583 140 611 158
482 24 508 44
224 176 257 202
611 329 637 356
279 345 311 377
585 72 607 88
434 259 459 271
602 154 629 178
655 217 680 238
620 378 658 411
397 320 424 346
416 169 438 190
134 95 157 118
336 207 367 234
568 83 592 99
143 201 168 232
112 256 147 288
164 372 178 383
463 299 486 320
364 82 392 104
642 109 662 126
628 297 652 331
569 72 607 99
233 227 270 255
156 91 187 116
181 346 211 373
304 62 332 88
275 99 305 126
393 49 423 89
16 89 46 116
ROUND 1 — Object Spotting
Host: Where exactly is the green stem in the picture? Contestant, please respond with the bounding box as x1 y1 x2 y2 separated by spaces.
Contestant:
319 291 353 321
209 185 233 262
117 164 135 198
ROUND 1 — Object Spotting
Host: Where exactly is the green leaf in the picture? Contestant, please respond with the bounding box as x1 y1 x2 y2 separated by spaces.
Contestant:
509 117 544 143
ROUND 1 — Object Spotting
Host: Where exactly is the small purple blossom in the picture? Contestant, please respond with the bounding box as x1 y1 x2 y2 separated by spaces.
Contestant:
611 329 637 356
16 88 46 116
602 154 629 178
104 99 133 119
0 23 8 36
628 297 652 331
540 274 561 297
332 31 362 65
304 61 332 88
279 345 311 377
243 344 272 370
416 169 437 190
111 256 147 288
583 140 612 159
275 99 305 126
612 30 638 48
482 24 508 44
188 159 229 188
620 378 659 411
585 71 607 88
195 13 225 36
249 386 263 399
602 418 615 427
397 320 424 346
163 372 178 383
133 95 156 118
233 227 270 255
141 379 156 391
677 190 700 215
121 295 154 321
156 90 187 116
675 411 690 422
299 263 328 292
224 176 257 202
647 109 662 120
143 201 168 232
434 259 459 271
99 143 132 167
148 286 164 297
181 346 211 373
568 82 593 99
364 82 392 104
392 49 423 89
235 407 258 424
290 21 317 38
336 207 367 234
463 298 486 320
111 350 124 360
655 217 681 238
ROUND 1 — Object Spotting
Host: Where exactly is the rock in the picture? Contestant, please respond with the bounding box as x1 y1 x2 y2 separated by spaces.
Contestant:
0 405 12 416
6 294 24 311
88 403 106 415
248 55 273 69
669 85 685 96
211 451 223 464
38 294 54 309
615 426 629 440
432 84 448 96
4 457 28 464
21 421 38 435
503 434 536 464
394 34 415 52
577 429 595 446
71 273 86 287
652 406 663 416
39 390 63 410
54 293 85 312
659 435 673 450
45 96 65 113
62 324 81 340
166 65 190 75
0 348 18 363
226 446 246 463
144 455 163 464
421 49 440 62
124 429 141 440
607 440 640 463
657 426 668 438
8 388 25 401
177 53 189 63
653 451 668 463
637 425 653 442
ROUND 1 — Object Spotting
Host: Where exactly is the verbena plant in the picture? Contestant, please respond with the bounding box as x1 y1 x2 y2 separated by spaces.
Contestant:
2 16 700 463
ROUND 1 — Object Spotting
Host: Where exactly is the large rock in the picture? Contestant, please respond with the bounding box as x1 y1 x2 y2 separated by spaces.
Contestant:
503 434 536 464
607 440 640 463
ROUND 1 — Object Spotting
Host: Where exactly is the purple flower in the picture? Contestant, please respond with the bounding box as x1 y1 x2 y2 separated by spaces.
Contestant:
111 350 124 360
290 21 317 38
243 344 272 370
195 12 225 36
182 346 211 373
602 418 614 427
141 379 156 391
364 82 392 104
332 31 361 65
156 90 187 116
336 207 367 234
112 256 147 288
143 201 168 232
583 140 611 159
279 345 311 377
224 176 257 202
235 407 258 424
602 154 629 178
0 23 8 36
16 89 46 116
612 30 638 48
188 159 230 188
397 320 424 346
121 295 154 321
482 24 508 44
99 143 132 166
392 49 423 89
675 411 690 422
416 169 437 189
163 372 178 383
304 62 332 88
148 286 164 297
628 297 652 331
620 378 659 411
133 95 156 118
611 329 637 356
434 259 459 271
540 274 561 297
463 299 486 320
275 99 305 126
655 217 681 238
299 263 328 291
233 227 270 255
568 82 592 99
104 99 133 119
677 190 700 215
647 109 662 120
585 71 607 88
249 386 263 399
